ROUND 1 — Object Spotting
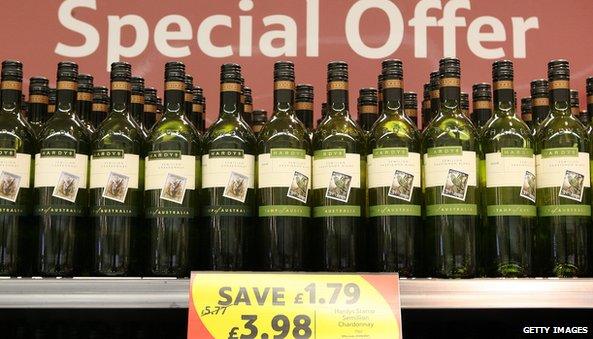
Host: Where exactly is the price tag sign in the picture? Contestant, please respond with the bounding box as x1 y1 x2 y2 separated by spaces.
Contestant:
187 272 402 339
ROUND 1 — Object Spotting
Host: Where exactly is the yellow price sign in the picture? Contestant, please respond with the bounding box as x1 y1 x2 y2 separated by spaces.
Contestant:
187 272 402 339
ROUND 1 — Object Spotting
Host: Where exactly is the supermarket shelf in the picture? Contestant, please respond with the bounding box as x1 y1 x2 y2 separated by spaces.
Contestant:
0 278 592 309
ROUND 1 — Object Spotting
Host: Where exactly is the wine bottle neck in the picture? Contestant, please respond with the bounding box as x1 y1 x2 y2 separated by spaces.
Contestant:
55 80 78 118
163 81 186 118
0 81 22 116
493 81 515 117
28 95 48 123
381 81 404 117
439 78 462 116
219 82 242 118
549 80 571 117
327 81 349 117
109 80 132 118
273 81 295 117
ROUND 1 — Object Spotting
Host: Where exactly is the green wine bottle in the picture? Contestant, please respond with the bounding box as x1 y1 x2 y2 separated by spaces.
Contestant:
27 76 49 137
312 61 366 272
90 62 144 276
357 88 379 132
422 58 479 278
184 74 194 125
295 84 314 130
202 64 256 270
421 83 431 130
471 83 492 130
257 61 311 271
403 91 418 128
587 77 593 133
143 87 158 131
520 97 534 131
192 86 205 132
76 74 95 136
428 70 440 125
91 86 109 129
367 59 421 276
35 61 90 276
130 76 148 137
481 60 535 277
145 62 200 277
0 60 35 276
530 79 549 131
536 60 590 277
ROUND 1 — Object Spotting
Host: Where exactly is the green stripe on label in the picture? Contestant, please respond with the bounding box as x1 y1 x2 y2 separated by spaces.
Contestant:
92 149 124 159
145 206 195 218
314 148 346 159
259 205 310 217
426 204 478 216
500 148 534 158
539 205 591 217
148 150 181 160
35 205 85 216
369 204 421 217
209 149 244 158
487 205 537 217
0 149 16 157
91 206 138 217
203 205 252 217
372 147 408 158
270 148 306 159
541 147 578 158
427 146 462 157
313 205 361 217
40 148 76 158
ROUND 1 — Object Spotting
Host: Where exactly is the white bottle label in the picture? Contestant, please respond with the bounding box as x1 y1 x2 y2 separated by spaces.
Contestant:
0 149 31 202
145 151 196 204
90 149 140 203
536 148 590 202
34 149 89 203
367 148 420 202
202 149 255 203
486 148 536 202
313 149 361 203
258 149 311 203
424 147 477 201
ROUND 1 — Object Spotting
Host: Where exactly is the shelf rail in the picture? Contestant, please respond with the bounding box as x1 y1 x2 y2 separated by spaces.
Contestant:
0 278 592 309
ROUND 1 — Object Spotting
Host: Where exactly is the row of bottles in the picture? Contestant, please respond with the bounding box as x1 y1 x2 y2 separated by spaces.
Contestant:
0 57 591 279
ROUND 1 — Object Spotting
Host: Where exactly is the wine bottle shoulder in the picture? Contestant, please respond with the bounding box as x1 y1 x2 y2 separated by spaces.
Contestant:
480 115 533 152
0 114 35 151
257 115 310 151
421 115 480 151
203 117 256 152
38 115 90 152
368 115 421 151
313 115 365 150
536 116 590 151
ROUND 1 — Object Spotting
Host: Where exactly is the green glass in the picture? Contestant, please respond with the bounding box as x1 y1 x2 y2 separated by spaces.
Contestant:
35 62 90 276
131 76 148 137
145 63 200 277
201 64 256 271
77 74 95 136
0 61 35 276
312 62 366 272
536 61 590 277
422 59 479 278
367 62 421 276
481 62 534 277
91 63 144 276
27 76 49 137
257 62 311 271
